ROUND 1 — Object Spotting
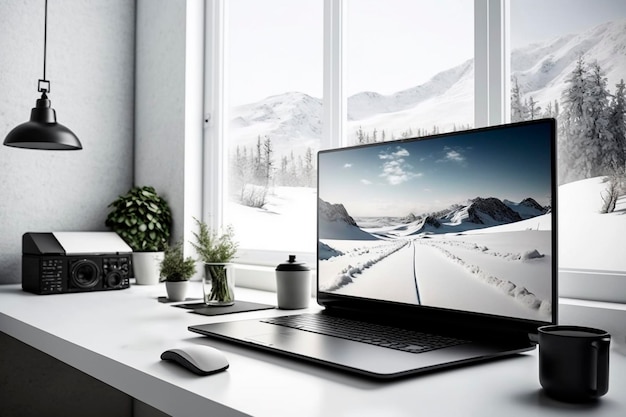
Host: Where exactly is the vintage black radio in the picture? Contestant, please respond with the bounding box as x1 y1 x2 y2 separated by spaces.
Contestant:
22 232 132 295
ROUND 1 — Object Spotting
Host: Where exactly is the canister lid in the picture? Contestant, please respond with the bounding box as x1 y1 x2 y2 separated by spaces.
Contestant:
276 255 310 271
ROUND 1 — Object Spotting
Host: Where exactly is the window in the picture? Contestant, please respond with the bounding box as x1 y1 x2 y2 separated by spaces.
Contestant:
227 0 322 264
204 0 626 303
510 0 626 302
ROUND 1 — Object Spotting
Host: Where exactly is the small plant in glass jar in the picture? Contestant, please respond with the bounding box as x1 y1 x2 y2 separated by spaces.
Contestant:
190 218 238 306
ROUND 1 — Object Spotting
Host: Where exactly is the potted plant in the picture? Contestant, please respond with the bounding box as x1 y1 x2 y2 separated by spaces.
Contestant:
105 186 172 285
190 217 238 306
160 241 197 301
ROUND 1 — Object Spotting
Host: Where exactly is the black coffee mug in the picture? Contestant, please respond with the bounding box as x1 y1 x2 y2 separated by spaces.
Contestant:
538 325 610 402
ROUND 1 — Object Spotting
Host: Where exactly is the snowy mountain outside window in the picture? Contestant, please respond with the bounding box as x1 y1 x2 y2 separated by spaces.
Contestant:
346 0 474 144
510 0 626 284
214 0 626 299
225 0 322 258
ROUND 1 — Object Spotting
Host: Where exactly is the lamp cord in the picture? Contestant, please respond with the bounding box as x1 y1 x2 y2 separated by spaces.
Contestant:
38 0 49 95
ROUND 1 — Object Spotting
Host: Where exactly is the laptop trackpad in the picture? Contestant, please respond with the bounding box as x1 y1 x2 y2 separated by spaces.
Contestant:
242 328 448 377
245 329 301 347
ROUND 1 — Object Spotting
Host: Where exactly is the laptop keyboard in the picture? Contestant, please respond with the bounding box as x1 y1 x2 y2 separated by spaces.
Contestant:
261 314 468 354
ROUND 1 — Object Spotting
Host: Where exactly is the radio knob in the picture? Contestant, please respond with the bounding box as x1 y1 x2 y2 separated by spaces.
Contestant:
105 270 124 288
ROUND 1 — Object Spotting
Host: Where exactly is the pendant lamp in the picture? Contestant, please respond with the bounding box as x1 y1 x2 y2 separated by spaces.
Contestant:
3 0 82 150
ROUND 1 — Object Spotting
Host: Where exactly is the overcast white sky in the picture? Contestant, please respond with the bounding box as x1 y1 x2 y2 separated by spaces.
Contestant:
228 0 626 105
510 0 626 48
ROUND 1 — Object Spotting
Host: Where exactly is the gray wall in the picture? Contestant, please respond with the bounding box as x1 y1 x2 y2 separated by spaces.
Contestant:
0 0 135 284
135 0 204 256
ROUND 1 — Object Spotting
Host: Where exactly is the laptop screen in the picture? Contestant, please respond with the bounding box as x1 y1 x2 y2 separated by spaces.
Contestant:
317 119 556 324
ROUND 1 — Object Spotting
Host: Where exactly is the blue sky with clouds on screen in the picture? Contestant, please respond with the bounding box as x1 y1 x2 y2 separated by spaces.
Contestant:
319 123 552 217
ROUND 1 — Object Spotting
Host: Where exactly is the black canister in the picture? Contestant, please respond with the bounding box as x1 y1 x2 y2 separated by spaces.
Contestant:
275 255 311 309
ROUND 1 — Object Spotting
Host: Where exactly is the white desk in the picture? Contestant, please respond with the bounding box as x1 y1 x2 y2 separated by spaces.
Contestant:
1 282 625 417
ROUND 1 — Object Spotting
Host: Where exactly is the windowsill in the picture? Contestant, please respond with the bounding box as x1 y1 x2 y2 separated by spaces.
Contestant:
234 264 278 292
234 263 317 295
559 297 626 348
559 268 626 304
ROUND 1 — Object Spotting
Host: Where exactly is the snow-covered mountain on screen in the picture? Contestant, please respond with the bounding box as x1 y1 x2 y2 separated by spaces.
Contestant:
377 197 547 237
447 197 524 226
504 198 550 218
318 198 378 241
320 196 549 240
230 19 626 157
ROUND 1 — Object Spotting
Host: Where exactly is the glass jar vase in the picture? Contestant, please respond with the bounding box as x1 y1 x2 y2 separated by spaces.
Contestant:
203 263 235 306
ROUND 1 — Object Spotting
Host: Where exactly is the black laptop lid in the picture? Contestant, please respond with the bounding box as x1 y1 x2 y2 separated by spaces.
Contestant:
317 119 557 336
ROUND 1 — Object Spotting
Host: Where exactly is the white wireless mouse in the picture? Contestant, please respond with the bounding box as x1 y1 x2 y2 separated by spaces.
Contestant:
160 345 229 376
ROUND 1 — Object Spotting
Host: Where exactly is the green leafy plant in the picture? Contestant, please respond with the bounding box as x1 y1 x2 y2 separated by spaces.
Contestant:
159 241 197 282
190 218 238 304
190 217 238 263
105 186 172 252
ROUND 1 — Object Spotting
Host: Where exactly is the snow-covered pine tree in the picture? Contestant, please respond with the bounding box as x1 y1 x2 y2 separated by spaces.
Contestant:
583 61 613 178
262 136 274 187
527 96 541 120
559 56 590 183
554 100 560 118
511 77 528 122
560 58 618 183
356 126 365 144
543 101 554 118
608 79 626 174
541 100 559 119
254 135 263 183
541 100 560 119
230 144 265 206
304 147 315 187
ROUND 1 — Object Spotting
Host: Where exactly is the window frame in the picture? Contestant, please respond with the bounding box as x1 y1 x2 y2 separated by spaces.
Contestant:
202 0 626 304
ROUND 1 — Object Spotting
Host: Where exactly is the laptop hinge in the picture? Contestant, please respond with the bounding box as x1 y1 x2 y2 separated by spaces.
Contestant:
322 304 539 345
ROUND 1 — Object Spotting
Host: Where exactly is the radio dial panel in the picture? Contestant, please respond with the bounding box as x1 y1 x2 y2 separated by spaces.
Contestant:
23 255 131 295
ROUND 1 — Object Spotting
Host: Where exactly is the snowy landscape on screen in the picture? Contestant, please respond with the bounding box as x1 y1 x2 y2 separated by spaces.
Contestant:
316 123 555 322
318 195 553 323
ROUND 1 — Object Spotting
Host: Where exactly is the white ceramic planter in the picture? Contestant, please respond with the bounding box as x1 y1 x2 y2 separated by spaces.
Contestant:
165 281 189 302
132 252 164 285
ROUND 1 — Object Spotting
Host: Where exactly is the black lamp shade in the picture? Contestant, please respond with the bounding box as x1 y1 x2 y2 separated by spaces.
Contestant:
4 95 82 150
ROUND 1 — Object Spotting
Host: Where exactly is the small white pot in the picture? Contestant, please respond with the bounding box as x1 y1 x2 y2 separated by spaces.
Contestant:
165 281 189 302
132 252 164 285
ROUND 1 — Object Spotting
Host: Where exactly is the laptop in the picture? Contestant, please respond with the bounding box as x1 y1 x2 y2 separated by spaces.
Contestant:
189 119 558 379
